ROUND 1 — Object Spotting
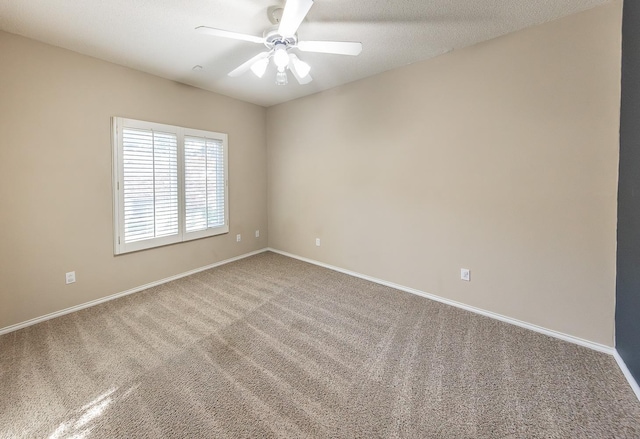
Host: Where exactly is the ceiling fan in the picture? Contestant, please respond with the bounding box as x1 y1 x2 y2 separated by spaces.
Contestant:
196 0 363 85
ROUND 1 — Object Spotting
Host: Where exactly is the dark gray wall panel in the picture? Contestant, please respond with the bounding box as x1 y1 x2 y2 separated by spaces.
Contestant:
616 0 640 382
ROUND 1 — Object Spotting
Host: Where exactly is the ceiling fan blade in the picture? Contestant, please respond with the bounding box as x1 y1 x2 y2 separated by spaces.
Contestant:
278 0 314 38
297 40 362 56
228 51 272 77
196 26 265 44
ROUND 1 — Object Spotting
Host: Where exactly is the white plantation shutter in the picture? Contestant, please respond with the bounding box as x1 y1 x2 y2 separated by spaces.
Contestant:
185 136 226 233
122 128 179 243
113 118 229 255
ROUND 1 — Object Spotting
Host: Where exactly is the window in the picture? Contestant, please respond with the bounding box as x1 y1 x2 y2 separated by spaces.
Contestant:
112 117 228 254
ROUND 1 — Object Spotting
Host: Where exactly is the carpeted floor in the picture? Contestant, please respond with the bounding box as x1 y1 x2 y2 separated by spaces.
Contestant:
1 251 639 438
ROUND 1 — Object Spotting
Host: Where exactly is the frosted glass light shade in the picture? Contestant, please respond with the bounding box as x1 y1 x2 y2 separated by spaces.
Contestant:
276 69 288 85
250 57 269 78
273 45 289 69
290 55 310 78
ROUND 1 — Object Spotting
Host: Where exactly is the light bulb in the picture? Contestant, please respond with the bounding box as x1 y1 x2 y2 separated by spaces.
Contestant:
290 54 310 78
273 44 289 69
276 68 288 86
250 57 269 78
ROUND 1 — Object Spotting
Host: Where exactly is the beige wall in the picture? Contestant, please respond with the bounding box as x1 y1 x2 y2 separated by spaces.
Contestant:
267 2 622 346
0 31 268 329
0 2 623 344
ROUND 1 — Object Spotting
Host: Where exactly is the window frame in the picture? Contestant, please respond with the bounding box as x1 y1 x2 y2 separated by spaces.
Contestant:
112 117 229 255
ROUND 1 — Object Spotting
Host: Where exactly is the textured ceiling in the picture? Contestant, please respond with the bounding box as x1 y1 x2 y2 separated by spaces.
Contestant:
0 0 610 107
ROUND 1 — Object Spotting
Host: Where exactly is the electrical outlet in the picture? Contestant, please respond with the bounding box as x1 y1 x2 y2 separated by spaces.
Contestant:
461 268 470 282
316 238 321 247
66 271 76 284
236 234 241 242
255 230 260 238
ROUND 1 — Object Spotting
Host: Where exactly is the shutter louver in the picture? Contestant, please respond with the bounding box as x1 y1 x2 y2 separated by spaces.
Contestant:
122 128 178 243
185 136 226 233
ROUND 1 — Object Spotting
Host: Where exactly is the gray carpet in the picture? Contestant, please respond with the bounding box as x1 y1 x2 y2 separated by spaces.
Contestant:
1 251 639 438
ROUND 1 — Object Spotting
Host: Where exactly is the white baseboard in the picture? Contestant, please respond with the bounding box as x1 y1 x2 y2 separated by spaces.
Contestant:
267 248 615 355
0 248 269 336
4 246 637 401
614 351 640 402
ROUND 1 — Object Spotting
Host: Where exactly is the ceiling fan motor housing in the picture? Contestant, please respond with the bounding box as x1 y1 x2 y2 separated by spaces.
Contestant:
263 28 297 50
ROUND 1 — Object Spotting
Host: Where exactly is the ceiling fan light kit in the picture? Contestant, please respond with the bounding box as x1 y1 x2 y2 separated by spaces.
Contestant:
196 0 362 86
